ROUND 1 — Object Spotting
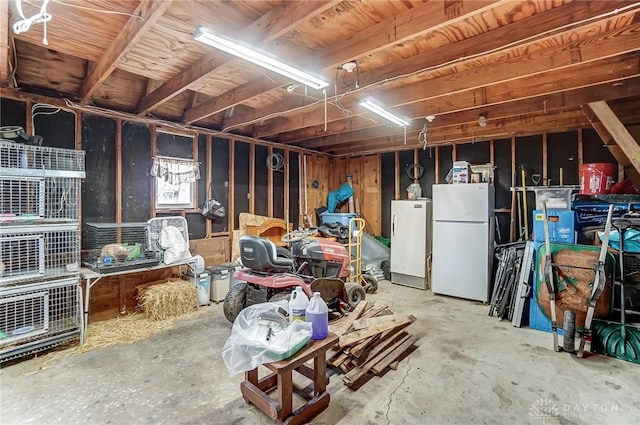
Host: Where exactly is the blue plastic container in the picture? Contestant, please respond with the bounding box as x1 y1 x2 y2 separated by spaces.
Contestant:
532 209 575 243
319 212 356 227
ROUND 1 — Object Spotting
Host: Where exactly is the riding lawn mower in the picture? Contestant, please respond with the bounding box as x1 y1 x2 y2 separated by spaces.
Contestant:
223 229 376 323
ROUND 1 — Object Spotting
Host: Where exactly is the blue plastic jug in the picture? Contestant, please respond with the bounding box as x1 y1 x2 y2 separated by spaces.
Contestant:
306 292 328 340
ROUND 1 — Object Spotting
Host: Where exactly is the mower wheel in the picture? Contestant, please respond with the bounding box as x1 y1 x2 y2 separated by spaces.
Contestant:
269 291 292 303
381 260 391 281
223 282 247 323
345 282 366 309
363 275 378 294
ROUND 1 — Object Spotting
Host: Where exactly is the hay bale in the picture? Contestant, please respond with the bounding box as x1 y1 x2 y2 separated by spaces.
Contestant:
137 278 197 321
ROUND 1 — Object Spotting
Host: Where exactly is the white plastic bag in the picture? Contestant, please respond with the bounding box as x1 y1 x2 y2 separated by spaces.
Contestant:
222 301 313 375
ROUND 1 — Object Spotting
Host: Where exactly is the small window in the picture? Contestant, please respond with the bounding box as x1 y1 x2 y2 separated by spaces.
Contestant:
151 156 200 210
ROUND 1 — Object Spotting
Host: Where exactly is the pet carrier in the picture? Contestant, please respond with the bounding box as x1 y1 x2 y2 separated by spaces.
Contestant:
0 223 80 285
0 140 85 176
0 277 81 362
147 216 191 264
82 222 160 273
0 140 84 224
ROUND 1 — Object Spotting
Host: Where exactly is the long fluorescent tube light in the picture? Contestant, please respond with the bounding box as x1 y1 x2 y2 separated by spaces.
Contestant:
359 97 410 127
194 26 329 90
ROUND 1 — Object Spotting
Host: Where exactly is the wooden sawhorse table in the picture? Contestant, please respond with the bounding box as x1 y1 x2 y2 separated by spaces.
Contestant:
240 333 338 425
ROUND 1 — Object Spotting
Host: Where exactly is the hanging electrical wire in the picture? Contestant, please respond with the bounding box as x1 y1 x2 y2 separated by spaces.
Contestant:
418 121 429 150
266 153 285 171
13 0 52 45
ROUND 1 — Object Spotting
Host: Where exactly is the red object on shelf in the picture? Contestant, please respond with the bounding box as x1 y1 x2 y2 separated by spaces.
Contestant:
580 163 616 194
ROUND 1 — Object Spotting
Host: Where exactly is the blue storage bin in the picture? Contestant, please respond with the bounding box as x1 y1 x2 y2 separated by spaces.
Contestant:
319 212 356 226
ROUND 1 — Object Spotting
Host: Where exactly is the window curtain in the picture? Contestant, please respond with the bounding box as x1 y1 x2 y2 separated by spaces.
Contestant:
150 156 201 184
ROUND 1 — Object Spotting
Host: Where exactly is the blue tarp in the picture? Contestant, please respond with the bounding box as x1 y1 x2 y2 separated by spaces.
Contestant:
327 182 354 213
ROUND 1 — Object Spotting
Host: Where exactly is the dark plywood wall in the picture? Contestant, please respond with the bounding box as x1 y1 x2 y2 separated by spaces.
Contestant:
398 150 413 200
418 147 436 199
457 142 490 166
548 131 579 186
186 212 206 240
583 128 617 165
234 141 250 229
211 137 230 233
156 132 194 158
289 151 300 229
438 145 453 184
380 152 395 238
33 107 76 150
186 135 208 239
0 98 27 128
254 144 269 217
273 148 285 219
81 114 117 229
121 121 151 222
493 138 512 244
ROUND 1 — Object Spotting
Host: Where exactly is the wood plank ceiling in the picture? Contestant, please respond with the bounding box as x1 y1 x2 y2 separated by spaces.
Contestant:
4 0 640 156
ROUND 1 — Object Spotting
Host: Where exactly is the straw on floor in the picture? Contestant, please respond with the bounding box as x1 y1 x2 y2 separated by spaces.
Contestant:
137 278 197 321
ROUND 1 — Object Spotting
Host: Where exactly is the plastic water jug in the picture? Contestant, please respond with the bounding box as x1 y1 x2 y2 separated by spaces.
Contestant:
289 287 309 322
306 292 329 340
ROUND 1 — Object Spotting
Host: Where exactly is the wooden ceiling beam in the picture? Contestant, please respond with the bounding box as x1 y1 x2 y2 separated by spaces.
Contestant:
587 101 640 173
78 0 170 104
140 0 339 117
297 77 640 149
330 114 594 156
191 0 503 126
224 0 635 134
330 100 640 155
0 0 8 86
583 104 640 189
254 16 640 138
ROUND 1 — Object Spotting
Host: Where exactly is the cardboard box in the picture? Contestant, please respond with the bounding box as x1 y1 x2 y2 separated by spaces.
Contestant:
451 161 470 184
532 209 575 243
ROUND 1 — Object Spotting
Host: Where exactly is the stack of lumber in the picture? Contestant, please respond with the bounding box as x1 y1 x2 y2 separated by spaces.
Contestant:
327 301 418 389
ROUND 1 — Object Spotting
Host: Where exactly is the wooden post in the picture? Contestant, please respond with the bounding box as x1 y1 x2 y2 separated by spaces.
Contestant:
249 142 255 214
268 145 274 217
394 151 400 200
542 132 548 186
115 119 122 224
150 125 157 218
205 134 212 237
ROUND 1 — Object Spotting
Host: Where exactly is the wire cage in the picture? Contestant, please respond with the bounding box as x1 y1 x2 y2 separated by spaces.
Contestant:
147 216 191 264
0 224 80 286
0 175 81 223
82 222 160 273
0 278 81 362
0 140 85 174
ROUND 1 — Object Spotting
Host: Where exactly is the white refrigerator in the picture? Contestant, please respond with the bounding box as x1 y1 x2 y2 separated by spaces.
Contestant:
390 199 432 290
431 183 494 302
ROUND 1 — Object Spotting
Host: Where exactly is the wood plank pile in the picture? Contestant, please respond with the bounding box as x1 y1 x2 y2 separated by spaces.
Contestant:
327 301 418 389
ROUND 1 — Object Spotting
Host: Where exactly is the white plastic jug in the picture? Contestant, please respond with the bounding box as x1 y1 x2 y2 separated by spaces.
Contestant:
306 292 329 340
289 287 309 322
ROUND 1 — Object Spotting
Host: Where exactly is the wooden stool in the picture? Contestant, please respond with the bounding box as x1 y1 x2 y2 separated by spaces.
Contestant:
241 333 338 425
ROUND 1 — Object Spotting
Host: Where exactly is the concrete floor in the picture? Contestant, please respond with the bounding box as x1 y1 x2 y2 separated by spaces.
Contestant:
2 281 640 425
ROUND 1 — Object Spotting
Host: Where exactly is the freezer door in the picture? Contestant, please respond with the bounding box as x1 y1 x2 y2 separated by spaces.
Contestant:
432 183 494 222
431 220 491 302
390 201 427 278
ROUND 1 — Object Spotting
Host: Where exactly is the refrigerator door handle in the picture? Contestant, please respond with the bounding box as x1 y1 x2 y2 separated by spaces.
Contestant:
392 214 395 235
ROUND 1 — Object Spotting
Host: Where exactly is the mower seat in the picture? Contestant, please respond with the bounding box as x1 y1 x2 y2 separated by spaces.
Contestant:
239 235 293 272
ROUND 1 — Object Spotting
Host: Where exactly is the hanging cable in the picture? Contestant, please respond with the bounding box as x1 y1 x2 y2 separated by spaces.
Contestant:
418 121 429 150
13 0 52 45
406 163 425 181
266 153 285 171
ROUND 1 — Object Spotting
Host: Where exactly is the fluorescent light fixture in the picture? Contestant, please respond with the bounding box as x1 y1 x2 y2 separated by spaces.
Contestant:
359 97 410 127
194 26 329 90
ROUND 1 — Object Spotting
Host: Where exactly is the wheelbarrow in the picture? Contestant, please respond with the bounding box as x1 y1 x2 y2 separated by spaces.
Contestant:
539 203 615 356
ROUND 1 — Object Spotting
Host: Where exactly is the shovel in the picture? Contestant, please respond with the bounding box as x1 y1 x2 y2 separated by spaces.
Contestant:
592 217 640 363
